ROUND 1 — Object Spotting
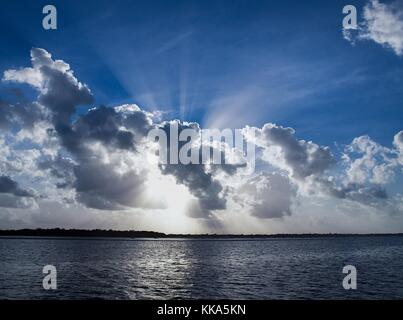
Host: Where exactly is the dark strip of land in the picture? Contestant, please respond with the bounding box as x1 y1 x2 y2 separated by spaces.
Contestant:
0 228 402 238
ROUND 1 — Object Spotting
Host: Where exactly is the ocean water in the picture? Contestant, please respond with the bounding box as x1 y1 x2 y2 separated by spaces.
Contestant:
0 236 403 299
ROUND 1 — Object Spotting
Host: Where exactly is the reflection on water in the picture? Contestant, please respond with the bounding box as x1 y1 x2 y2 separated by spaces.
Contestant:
1 236 403 299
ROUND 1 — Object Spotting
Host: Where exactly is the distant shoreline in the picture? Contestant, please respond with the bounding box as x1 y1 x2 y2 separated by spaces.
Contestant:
0 228 402 239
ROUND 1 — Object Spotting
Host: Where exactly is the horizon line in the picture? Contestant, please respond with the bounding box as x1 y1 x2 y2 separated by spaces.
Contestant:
1 228 403 238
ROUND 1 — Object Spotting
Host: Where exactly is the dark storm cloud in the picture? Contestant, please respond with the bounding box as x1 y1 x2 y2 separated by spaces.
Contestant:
0 175 35 209
120 106 154 137
3 48 93 126
55 110 152 210
51 106 154 210
260 123 335 179
37 154 76 189
321 179 388 206
344 184 388 202
73 106 135 151
58 106 155 210
0 175 32 197
55 105 154 161
157 120 243 219
73 163 149 210
31 48 93 124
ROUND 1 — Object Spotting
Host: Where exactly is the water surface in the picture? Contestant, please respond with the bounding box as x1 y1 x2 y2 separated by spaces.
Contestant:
1 236 403 299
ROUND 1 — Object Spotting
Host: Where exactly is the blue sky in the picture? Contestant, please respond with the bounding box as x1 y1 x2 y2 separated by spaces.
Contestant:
1 0 402 148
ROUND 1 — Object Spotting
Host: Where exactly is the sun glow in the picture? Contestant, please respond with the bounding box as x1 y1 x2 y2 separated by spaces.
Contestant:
144 165 197 233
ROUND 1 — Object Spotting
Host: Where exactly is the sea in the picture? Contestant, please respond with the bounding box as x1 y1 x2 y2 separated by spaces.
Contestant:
1 235 403 299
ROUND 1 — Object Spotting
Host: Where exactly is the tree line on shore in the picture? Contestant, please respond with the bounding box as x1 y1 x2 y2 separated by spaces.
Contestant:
0 228 402 238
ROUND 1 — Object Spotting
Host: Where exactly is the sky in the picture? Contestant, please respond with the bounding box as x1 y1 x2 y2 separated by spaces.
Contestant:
0 0 402 233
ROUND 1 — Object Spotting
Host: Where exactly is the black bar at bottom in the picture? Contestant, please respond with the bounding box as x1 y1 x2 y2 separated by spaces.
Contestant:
0 300 402 319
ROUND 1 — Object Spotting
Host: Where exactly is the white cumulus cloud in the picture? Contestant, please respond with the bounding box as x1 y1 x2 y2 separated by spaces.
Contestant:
344 0 403 56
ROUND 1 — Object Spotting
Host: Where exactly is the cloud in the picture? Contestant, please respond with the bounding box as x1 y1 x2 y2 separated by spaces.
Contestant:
0 98 47 130
3 65 43 88
0 175 35 208
0 48 402 232
162 162 227 218
0 175 33 197
319 178 389 207
4 48 93 124
62 105 158 210
394 130 403 149
73 106 136 151
73 162 150 210
250 123 402 211
2 49 157 211
257 123 335 180
312 132 403 208
394 130 403 165
342 134 399 185
344 0 403 56
157 120 231 219
236 173 294 219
